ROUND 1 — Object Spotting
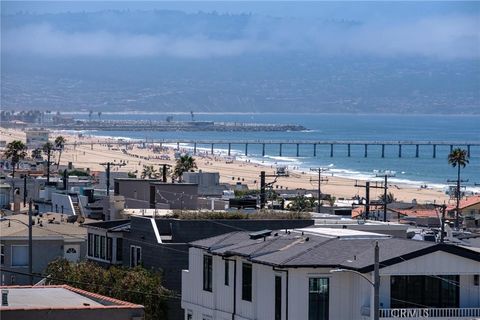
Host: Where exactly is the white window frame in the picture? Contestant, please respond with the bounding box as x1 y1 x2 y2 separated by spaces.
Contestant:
11 245 28 267
130 245 142 267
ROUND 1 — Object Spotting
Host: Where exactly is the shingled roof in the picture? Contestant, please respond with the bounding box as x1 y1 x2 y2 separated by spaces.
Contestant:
190 228 480 272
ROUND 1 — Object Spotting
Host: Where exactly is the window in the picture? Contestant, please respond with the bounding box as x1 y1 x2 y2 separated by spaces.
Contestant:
1 244 4 265
275 275 282 320
87 234 93 257
391 275 459 308
242 263 252 301
224 260 229 286
100 236 106 259
107 237 113 261
94 234 100 258
11 245 28 267
309 277 329 320
203 255 213 292
116 238 123 261
66 248 77 254
130 245 142 267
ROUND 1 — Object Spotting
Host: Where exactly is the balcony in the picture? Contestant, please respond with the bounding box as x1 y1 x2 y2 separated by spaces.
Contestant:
379 308 480 319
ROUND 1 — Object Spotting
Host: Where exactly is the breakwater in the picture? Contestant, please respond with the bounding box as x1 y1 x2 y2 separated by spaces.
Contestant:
42 120 306 132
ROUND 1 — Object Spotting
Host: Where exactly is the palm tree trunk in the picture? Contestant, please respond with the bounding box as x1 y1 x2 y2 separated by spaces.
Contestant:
12 163 15 179
57 151 62 169
455 164 461 229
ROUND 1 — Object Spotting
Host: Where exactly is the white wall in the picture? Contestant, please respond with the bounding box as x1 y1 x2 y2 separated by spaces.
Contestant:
51 192 75 215
182 248 480 320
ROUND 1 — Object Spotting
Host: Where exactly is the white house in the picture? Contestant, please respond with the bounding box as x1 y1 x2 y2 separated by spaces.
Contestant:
181 228 480 320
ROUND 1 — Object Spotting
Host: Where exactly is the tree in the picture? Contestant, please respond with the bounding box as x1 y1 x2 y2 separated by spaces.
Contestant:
287 195 316 213
42 142 54 183
448 148 469 229
326 195 336 207
3 140 27 178
31 148 43 160
45 259 169 320
54 136 67 168
174 155 197 181
141 164 158 179
378 192 396 204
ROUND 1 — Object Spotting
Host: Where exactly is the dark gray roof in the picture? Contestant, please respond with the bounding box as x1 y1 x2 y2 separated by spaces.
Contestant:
191 230 480 271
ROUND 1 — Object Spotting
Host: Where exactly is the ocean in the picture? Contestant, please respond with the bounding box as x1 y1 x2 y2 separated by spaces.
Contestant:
68 113 480 192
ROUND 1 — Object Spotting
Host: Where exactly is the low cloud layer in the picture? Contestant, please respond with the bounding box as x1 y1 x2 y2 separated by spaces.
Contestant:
2 13 479 59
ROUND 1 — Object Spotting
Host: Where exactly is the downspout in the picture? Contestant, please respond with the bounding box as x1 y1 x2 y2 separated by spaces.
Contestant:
273 267 289 320
223 257 237 320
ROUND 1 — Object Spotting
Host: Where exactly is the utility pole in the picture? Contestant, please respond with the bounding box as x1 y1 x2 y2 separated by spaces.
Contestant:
440 204 446 243
383 175 388 222
28 200 33 285
260 171 266 209
355 181 384 220
23 175 27 207
374 241 380 320
447 178 468 229
310 168 329 213
101 161 126 196
259 171 282 210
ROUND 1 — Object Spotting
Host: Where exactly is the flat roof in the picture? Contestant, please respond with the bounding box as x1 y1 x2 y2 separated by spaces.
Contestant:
0 285 143 311
296 227 391 239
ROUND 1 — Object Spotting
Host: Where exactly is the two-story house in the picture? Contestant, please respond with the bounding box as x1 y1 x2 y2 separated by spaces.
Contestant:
182 228 480 320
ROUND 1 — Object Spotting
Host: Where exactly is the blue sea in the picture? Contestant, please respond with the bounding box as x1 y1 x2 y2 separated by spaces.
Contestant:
68 113 480 192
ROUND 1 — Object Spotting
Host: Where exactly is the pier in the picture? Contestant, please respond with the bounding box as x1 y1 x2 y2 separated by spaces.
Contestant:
70 140 479 158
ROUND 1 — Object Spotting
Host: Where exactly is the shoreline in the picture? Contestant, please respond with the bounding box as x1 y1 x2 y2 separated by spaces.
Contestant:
1 127 458 205
69 130 479 194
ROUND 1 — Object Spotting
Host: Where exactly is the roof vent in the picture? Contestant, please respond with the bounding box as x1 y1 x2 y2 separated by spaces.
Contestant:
249 229 272 240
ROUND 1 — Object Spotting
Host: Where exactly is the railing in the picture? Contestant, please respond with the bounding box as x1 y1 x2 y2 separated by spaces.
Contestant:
380 308 480 318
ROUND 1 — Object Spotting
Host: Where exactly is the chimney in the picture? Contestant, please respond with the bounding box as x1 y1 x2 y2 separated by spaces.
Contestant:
2 289 8 306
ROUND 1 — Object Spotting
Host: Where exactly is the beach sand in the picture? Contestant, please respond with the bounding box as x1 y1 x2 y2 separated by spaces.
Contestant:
1 128 450 204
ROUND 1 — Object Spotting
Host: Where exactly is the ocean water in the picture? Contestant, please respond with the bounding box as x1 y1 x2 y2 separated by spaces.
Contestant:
69 113 480 192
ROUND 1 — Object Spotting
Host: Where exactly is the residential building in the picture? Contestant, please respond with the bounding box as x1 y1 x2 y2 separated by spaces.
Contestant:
85 216 314 320
114 178 199 210
0 212 91 285
0 285 144 320
25 129 49 149
183 171 226 197
447 195 480 228
182 228 480 320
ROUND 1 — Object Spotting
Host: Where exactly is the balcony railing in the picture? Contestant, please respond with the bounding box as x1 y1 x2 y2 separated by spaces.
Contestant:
380 308 480 319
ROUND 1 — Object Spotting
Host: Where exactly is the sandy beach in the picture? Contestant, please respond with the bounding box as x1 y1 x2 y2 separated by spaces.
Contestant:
1 127 451 204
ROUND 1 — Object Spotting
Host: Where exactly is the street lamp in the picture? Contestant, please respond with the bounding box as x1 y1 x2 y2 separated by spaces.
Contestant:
1 200 33 285
330 241 380 320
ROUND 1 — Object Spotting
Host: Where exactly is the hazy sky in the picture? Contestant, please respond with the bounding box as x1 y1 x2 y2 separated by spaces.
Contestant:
2 1 479 59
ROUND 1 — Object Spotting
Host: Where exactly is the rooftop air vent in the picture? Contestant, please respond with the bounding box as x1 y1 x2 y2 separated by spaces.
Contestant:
249 229 272 240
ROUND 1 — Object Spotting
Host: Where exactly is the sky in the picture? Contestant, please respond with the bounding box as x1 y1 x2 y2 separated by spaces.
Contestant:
1 1 479 60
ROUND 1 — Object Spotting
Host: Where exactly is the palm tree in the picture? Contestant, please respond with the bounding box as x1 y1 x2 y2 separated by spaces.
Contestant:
54 136 67 168
174 155 197 181
141 165 158 179
4 140 27 178
448 148 469 229
43 142 54 183
378 192 396 204
31 148 43 160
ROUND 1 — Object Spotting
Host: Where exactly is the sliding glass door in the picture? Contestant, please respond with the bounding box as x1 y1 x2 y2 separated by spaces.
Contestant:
309 277 329 320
